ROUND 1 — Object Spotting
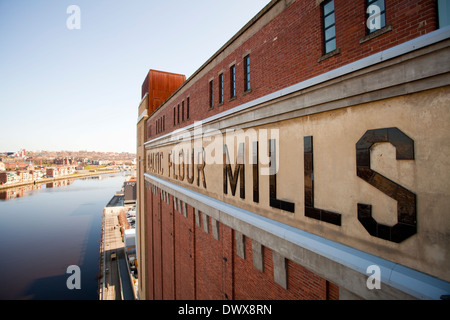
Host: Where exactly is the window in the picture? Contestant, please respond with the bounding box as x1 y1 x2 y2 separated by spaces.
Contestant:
187 97 190 120
366 0 386 34
437 0 450 28
177 104 180 124
173 107 176 126
219 73 224 104
244 55 251 92
322 0 336 54
209 80 214 109
230 65 236 99
182 101 185 122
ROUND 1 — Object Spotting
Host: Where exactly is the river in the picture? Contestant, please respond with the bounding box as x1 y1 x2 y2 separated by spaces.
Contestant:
0 172 132 300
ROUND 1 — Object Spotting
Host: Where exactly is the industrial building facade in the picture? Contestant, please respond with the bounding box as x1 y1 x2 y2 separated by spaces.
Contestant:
136 0 450 300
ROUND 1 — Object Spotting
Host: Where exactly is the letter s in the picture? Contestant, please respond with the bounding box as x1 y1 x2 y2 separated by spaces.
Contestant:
356 128 416 243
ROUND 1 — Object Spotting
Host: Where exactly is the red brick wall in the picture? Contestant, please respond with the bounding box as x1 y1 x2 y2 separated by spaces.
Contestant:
0 172 7 184
144 184 338 300
194 214 226 299
152 188 162 299
161 196 175 299
233 236 338 300
174 202 196 299
146 0 437 141
145 188 154 300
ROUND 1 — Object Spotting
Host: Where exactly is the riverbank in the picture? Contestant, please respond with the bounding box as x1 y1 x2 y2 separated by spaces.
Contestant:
0 169 123 191
98 188 136 300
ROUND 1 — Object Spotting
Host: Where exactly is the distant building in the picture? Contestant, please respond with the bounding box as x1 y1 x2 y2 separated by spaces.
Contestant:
124 178 136 205
0 171 18 184
29 170 41 181
16 170 32 182
46 168 58 178
14 149 26 158
4 162 34 171
92 160 108 165
0 172 7 184
54 157 76 166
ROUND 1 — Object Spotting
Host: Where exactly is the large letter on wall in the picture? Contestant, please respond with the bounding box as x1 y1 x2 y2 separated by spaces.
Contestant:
269 139 294 212
356 127 416 243
223 143 245 199
303 136 341 226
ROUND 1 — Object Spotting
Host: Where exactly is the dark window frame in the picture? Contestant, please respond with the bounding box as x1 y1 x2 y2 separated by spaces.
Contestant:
182 100 185 122
230 65 236 99
244 55 251 92
322 0 336 54
218 73 224 105
209 80 214 109
187 97 190 120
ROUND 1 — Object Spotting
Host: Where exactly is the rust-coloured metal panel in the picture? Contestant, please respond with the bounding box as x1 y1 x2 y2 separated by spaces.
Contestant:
142 70 186 116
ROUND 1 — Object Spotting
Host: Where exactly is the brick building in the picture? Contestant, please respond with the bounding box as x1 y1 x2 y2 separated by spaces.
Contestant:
54 157 76 166
136 0 450 300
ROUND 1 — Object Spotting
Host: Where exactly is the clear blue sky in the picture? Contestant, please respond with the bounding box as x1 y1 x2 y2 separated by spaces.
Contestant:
0 0 271 154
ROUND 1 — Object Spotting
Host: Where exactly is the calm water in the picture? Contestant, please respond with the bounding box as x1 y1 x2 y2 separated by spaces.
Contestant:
0 172 131 300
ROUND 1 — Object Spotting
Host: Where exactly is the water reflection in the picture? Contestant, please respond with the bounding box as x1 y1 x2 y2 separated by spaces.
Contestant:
0 172 133 300
0 174 127 201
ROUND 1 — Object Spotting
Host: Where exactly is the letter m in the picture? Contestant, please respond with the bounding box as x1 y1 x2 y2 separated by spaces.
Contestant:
223 143 245 199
